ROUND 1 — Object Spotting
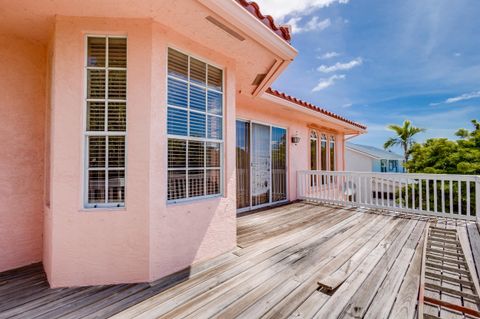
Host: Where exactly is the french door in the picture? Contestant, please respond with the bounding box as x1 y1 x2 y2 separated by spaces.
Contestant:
236 120 287 211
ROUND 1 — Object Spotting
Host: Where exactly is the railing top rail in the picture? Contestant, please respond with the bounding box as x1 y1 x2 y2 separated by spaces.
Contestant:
298 170 480 181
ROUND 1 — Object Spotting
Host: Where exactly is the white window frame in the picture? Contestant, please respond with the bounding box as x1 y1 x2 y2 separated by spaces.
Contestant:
83 35 128 209
166 47 225 204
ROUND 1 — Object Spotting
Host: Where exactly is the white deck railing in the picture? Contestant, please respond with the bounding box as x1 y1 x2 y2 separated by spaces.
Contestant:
297 171 480 221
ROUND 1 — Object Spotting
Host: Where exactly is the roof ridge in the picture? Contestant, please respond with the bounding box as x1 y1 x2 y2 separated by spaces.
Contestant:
266 88 367 130
235 0 291 43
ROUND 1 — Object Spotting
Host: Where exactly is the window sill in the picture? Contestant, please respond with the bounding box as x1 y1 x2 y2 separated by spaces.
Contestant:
80 206 127 213
167 194 223 206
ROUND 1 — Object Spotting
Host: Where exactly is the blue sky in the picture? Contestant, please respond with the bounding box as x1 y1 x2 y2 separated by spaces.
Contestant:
256 0 480 153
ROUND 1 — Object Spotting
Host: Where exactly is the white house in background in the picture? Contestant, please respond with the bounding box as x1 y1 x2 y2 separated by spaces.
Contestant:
346 142 405 173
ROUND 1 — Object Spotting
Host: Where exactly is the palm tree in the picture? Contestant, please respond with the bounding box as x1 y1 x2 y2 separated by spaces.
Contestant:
384 120 425 163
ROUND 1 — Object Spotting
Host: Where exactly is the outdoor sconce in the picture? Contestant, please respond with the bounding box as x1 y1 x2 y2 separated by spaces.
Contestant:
291 134 301 145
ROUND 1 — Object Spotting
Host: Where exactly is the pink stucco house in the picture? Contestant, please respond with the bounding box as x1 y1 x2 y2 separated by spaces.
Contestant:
0 0 366 287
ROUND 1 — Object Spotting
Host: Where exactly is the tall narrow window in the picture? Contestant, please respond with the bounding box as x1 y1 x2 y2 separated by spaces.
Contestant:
85 36 127 208
320 134 327 171
310 131 318 170
167 48 223 202
330 136 336 171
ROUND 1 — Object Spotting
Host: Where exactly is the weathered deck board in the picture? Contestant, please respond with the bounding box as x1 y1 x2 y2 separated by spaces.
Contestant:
0 202 478 319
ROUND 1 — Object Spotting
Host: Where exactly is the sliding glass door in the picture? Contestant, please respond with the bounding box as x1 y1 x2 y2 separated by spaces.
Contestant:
251 123 271 207
236 120 287 211
271 127 287 202
236 121 250 210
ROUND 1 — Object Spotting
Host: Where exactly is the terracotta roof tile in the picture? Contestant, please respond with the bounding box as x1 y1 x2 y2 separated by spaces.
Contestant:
266 88 367 130
236 0 291 43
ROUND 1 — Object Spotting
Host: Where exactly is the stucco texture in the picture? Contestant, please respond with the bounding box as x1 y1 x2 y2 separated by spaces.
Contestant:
0 34 46 272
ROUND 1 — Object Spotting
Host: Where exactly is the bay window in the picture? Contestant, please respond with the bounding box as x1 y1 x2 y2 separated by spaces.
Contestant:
167 48 223 202
84 36 127 208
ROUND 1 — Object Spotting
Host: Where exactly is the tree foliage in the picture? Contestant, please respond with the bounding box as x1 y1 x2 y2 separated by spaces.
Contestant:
384 120 426 163
406 120 480 174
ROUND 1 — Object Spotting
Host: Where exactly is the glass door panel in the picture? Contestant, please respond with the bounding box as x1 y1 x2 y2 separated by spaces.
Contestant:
236 120 250 209
251 123 271 207
271 127 287 202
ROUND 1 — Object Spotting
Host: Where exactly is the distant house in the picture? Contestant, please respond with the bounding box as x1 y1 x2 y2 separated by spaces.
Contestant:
346 143 405 173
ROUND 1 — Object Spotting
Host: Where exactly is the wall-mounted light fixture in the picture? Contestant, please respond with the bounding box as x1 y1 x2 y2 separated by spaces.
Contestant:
291 133 301 145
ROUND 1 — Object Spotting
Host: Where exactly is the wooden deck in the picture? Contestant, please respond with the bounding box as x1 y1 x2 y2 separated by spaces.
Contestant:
1 202 480 318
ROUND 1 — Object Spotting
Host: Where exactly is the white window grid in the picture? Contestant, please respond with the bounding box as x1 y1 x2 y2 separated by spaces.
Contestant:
167 49 224 202
84 35 127 209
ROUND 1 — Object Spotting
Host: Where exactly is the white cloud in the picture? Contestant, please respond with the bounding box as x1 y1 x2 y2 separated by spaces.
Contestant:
318 51 340 59
253 0 350 20
312 74 346 92
317 58 363 73
287 17 331 34
454 52 462 57
342 103 353 108
430 90 480 106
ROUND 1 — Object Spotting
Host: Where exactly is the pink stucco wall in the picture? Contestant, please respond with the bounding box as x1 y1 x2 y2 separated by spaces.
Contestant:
45 17 237 287
0 34 46 272
148 23 237 281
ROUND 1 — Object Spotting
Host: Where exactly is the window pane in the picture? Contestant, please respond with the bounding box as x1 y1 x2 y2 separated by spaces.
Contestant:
108 70 127 100
88 136 106 168
168 170 186 200
168 48 188 80
207 91 222 115
167 107 188 136
87 101 105 131
108 102 126 131
189 111 206 138
168 139 186 168
206 142 220 167
108 170 125 203
321 135 327 171
167 78 188 108
208 65 222 91
87 69 106 99
330 137 335 171
88 170 105 203
206 169 220 195
207 115 222 140
87 37 106 67
188 141 205 168
108 38 127 68
108 136 125 168
189 170 205 197
310 138 317 170
190 85 206 112
190 58 206 86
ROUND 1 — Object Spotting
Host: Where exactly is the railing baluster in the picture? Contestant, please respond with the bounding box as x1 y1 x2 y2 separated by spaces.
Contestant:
467 180 471 217
426 179 430 212
450 180 454 215
433 178 437 213
399 177 403 209
441 179 445 214
419 179 423 211
405 177 409 210
412 179 417 209
458 180 462 215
